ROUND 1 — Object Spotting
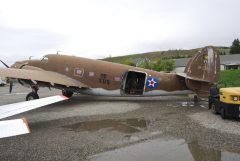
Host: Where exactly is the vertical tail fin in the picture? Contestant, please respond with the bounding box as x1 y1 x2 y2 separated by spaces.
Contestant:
183 46 220 95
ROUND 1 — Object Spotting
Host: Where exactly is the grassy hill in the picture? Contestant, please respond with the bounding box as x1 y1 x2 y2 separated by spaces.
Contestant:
103 46 230 64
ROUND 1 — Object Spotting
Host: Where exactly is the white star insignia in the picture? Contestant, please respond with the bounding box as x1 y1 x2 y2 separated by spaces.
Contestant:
148 78 157 87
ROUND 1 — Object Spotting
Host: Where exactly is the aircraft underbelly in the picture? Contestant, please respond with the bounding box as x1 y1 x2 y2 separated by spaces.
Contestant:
143 90 194 96
79 88 121 96
79 88 194 97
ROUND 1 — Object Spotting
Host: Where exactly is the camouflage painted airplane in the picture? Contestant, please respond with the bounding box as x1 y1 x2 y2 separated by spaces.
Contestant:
0 46 220 138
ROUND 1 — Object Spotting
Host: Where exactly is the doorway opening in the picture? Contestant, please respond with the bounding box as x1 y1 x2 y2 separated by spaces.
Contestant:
122 71 146 95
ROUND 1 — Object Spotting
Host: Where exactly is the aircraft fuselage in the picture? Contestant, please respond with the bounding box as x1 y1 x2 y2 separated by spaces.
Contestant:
15 54 192 96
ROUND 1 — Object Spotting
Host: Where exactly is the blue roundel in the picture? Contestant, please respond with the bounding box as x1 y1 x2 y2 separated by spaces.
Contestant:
146 77 158 89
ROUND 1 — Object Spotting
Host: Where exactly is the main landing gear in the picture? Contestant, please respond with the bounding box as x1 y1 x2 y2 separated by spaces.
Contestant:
193 94 201 103
62 89 73 98
26 86 39 101
193 94 199 103
25 86 74 101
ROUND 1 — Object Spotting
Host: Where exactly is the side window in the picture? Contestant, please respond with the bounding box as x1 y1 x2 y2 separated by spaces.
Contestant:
41 57 48 62
74 68 84 77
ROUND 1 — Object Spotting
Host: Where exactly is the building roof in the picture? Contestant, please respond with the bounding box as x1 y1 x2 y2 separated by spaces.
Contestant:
175 58 190 67
175 54 240 67
220 54 240 65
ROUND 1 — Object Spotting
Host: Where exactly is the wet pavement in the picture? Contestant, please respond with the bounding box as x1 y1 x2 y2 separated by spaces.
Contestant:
89 138 240 161
1 85 240 161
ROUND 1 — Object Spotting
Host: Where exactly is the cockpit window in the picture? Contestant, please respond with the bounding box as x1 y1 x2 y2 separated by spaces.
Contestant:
41 56 48 62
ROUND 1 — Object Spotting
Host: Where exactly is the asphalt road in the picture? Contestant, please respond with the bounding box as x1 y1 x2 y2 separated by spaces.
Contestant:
0 84 240 161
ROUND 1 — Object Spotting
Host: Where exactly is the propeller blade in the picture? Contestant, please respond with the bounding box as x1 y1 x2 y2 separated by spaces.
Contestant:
0 60 9 68
9 81 13 93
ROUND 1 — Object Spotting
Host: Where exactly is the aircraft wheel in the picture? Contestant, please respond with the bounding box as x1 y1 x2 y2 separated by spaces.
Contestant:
221 107 226 119
62 89 73 98
26 92 39 101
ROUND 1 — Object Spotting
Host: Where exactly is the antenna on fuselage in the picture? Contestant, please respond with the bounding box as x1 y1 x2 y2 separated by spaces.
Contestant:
56 51 62 55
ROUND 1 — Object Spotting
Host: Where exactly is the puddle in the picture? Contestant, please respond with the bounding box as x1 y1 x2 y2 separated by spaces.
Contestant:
89 138 240 161
63 118 150 134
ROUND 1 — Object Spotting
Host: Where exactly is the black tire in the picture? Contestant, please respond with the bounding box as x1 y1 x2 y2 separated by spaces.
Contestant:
221 107 226 119
26 92 39 101
210 103 217 114
62 89 73 98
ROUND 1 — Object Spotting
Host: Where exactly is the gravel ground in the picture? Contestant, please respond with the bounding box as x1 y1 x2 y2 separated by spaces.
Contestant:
189 112 240 135
0 85 240 161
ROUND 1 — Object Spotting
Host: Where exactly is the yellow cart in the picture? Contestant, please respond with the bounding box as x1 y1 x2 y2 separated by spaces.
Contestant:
209 87 240 119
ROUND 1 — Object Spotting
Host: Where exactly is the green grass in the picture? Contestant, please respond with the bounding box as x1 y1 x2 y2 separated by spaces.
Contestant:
219 70 240 87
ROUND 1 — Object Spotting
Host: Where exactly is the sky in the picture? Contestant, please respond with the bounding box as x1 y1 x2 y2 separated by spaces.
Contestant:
0 0 240 65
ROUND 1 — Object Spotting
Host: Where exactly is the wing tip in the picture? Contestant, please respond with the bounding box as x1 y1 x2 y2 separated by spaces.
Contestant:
22 117 30 133
60 95 69 100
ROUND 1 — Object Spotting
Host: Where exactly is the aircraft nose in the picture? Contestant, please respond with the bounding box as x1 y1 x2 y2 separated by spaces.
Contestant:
11 61 28 69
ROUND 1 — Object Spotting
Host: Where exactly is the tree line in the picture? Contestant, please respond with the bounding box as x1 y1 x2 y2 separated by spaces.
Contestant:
230 38 240 54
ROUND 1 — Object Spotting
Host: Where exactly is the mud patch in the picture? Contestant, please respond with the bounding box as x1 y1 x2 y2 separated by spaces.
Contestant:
63 118 150 134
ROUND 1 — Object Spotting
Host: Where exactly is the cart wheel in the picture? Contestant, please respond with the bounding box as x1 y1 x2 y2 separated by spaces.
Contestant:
211 103 217 114
221 107 226 119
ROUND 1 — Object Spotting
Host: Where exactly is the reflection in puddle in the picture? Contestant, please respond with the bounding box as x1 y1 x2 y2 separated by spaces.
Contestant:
89 138 240 161
63 118 150 134
188 141 221 161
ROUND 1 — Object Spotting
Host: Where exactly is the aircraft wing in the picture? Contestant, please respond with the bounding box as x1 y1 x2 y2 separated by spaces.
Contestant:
0 95 68 119
0 95 68 138
0 68 87 88
0 118 30 138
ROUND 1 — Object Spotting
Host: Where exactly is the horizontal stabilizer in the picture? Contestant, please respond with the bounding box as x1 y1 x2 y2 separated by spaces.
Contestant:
0 118 30 138
0 95 68 119
176 73 210 83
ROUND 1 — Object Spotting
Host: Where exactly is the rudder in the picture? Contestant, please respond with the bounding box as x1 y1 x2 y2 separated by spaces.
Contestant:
184 46 220 95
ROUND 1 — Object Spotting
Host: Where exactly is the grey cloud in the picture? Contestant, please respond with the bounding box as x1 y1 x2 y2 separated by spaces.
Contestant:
0 26 67 65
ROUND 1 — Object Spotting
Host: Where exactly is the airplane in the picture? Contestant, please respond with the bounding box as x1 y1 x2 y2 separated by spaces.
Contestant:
0 46 220 138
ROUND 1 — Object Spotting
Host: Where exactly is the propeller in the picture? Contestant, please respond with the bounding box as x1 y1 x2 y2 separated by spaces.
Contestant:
0 60 13 93
0 60 9 68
